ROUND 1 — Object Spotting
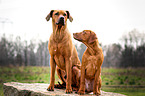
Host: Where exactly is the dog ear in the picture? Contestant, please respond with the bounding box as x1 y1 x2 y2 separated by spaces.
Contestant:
46 10 54 21
66 11 73 22
88 33 97 44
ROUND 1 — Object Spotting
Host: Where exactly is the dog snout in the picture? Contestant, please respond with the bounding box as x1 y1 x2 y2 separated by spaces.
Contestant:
73 33 79 39
59 17 64 23
73 33 77 37
60 17 64 21
73 33 83 42
56 16 65 25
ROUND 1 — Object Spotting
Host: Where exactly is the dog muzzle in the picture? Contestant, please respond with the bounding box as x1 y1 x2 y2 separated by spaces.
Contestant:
56 17 65 26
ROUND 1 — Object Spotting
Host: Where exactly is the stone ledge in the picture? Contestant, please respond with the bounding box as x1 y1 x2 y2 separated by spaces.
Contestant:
3 82 126 96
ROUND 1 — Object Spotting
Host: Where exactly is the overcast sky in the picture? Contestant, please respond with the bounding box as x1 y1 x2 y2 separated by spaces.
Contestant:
0 0 145 45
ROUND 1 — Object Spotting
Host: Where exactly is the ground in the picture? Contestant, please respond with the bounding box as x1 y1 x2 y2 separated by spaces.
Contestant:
0 66 145 96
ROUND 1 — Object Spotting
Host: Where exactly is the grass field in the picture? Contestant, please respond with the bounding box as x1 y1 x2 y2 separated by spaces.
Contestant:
0 66 145 96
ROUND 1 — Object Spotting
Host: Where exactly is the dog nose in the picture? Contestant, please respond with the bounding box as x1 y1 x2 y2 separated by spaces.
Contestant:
57 17 65 25
60 17 64 19
60 17 64 20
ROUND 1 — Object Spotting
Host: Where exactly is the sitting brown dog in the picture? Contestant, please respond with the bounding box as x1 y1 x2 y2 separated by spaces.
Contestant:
73 30 104 95
46 10 81 93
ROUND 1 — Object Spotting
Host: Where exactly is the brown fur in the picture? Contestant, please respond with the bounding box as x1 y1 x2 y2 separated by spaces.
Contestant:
73 30 104 95
46 10 81 93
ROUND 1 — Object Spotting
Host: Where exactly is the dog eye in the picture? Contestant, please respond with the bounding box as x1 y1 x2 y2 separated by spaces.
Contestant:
63 13 66 16
55 12 59 15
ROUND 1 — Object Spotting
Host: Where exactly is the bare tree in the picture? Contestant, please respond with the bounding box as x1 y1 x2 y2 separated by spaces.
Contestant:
121 29 145 48
103 44 122 67
120 29 145 67
0 35 8 65
36 41 50 66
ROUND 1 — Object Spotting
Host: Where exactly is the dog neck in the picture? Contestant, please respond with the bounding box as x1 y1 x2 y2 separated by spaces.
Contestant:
84 40 100 55
52 22 68 42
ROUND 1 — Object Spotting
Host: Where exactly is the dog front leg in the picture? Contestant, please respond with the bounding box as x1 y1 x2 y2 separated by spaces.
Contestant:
93 68 101 95
47 56 56 91
78 65 85 95
65 57 73 93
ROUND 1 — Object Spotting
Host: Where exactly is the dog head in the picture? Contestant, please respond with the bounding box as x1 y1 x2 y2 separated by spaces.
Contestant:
46 10 73 27
73 30 97 44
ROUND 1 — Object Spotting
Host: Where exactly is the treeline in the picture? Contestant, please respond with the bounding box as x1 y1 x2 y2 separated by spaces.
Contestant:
103 29 145 68
0 29 145 67
0 35 49 66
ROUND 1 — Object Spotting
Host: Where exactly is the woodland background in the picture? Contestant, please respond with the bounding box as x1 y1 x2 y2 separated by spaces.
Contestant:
0 29 145 68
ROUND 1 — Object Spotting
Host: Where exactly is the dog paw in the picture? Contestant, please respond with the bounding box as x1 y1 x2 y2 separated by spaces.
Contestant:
47 85 54 91
93 91 101 96
54 82 66 89
72 87 79 91
65 88 73 94
78 90 85 95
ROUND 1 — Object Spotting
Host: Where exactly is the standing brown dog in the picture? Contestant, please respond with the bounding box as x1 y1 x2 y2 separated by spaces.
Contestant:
73 30 104 95
46 10 81 93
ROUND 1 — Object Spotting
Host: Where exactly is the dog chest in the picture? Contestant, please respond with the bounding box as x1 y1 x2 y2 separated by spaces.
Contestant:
50 42 65 55
85 56 97 79
85 63 96 79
